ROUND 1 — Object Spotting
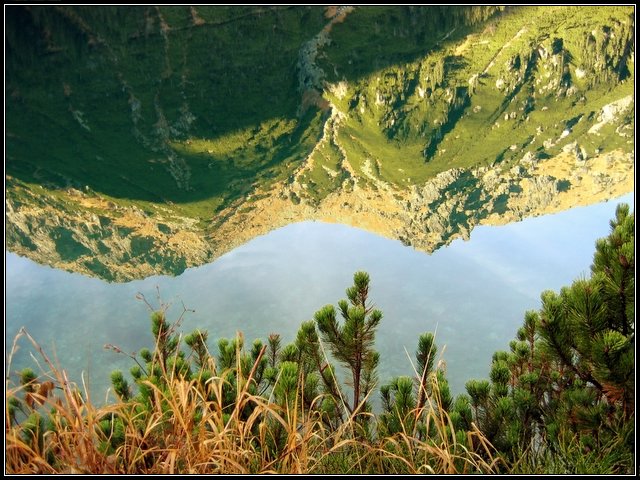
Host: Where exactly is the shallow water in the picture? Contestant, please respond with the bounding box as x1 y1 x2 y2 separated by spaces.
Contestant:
5 192 633 403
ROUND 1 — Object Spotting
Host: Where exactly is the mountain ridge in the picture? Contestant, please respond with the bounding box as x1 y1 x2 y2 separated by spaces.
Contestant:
5 6 634 281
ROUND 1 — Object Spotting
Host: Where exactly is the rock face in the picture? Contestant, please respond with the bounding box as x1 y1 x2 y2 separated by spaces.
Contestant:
5 183 214 282
588 95 634 134
209 147 633 259
6 147 633 282
5 6 635 281
398 150 633 252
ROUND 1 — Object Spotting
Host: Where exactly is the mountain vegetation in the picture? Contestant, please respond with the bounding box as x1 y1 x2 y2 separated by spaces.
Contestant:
6 204 634 474
5 5 634 280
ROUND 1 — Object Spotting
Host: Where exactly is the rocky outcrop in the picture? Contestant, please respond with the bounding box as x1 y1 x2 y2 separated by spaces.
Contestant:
208 146 633 260
396 149 633 252
588 95 634 134
5 181 213 282
5 145 633 282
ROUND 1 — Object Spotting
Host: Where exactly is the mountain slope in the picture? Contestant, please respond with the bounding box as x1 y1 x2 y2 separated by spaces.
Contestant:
5 6 634 281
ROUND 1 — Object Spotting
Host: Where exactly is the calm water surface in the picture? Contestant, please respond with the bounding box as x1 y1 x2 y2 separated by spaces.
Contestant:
5 192 633 403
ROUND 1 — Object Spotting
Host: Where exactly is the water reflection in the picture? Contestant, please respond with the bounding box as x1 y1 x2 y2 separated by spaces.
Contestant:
5 192 633 403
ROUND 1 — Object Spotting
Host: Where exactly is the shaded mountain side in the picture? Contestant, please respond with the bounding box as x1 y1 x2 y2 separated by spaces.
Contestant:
6 5 497 203
5 6 634 281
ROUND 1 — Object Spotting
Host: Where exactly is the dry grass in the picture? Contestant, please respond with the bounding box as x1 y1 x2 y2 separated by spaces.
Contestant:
6 328 501 474
370 402 500 474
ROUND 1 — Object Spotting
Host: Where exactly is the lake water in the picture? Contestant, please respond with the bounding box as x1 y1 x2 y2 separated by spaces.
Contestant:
5 192 633 404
